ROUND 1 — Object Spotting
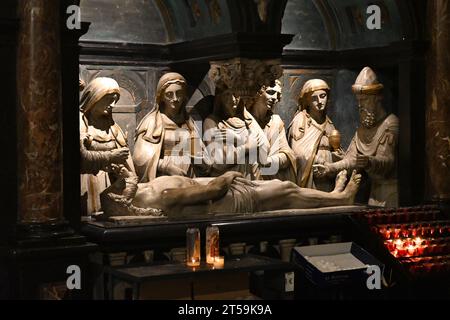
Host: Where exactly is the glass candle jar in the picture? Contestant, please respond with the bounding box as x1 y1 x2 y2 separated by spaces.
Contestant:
206 226 220 265
186 228 201 267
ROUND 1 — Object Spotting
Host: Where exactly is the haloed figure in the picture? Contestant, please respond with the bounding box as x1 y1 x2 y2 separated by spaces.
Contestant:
248 80 297 182
79 77 135 215
315 67 399 207
288 79 343 191
133 72 210 182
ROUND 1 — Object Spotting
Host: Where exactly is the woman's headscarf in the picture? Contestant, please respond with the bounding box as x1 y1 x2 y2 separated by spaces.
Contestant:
80 77 121 114
297 79 330 111
135 73 189 144
155 72 187 107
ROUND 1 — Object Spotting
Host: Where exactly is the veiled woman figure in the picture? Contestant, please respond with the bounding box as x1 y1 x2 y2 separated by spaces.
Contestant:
80 77 135 215
288 79 343 191
133 72 210 182
203 88 270 180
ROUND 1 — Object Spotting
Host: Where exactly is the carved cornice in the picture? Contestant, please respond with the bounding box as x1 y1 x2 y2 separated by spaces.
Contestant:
282 40 428 69
170 32 293 63
79 40 169 66
80 32 293 67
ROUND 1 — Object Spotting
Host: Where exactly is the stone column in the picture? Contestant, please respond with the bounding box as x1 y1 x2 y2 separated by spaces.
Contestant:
426 0 450 203
17 0 64 224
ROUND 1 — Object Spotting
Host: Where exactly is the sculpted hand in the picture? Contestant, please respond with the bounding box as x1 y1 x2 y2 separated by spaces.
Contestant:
313 163 332 179
110 164 133 179
221 171 244 186
315 155 326 165
208 172 243 197
356 154 370 169
331 148 345 162
213 129 227 142
110 147 130 164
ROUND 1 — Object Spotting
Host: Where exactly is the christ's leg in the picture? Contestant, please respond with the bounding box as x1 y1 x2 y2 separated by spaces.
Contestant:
256 170 362 211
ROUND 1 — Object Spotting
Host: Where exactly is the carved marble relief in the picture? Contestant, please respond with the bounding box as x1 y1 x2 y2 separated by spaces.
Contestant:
209 58 283 108
79 66 165 150
314 67 399 207
79 77 136 215
288 79 344 191
133 72 210 182
80 62 400 219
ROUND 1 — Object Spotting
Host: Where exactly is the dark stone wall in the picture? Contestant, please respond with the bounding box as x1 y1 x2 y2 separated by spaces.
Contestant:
326 0 404 50
282 0 415 50
80 0 168 44
161 0 232 42
282 0 330 50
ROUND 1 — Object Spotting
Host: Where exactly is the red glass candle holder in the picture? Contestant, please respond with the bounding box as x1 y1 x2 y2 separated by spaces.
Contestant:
401 228 409 238
417 245 425 256
407 245 417 257
385 240 396 252
391 249 399 258
397 247 407 257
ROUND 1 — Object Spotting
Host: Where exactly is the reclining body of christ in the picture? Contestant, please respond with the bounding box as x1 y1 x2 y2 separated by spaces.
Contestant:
100 165 362 219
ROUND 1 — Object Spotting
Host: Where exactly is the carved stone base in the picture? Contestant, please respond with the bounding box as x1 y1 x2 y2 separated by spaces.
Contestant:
107 215 167 226
16 220 74 243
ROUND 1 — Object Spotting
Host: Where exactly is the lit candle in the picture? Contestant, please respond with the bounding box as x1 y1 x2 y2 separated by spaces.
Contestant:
187 257 200 267
213 256 225 268
206 226 220 265
407 245 416 257
414 237 423 246
401 229 409 238
186 228 201 267
394 239 403 249
385 240 396 252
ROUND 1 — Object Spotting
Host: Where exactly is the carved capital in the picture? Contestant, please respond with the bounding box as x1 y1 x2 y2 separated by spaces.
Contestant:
209 58 282 104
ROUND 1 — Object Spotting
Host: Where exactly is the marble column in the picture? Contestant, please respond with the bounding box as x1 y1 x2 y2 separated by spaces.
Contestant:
426 0 450 202
17 0 64 224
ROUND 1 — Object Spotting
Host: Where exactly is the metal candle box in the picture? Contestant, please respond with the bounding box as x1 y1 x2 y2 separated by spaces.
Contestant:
291 242 384 287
